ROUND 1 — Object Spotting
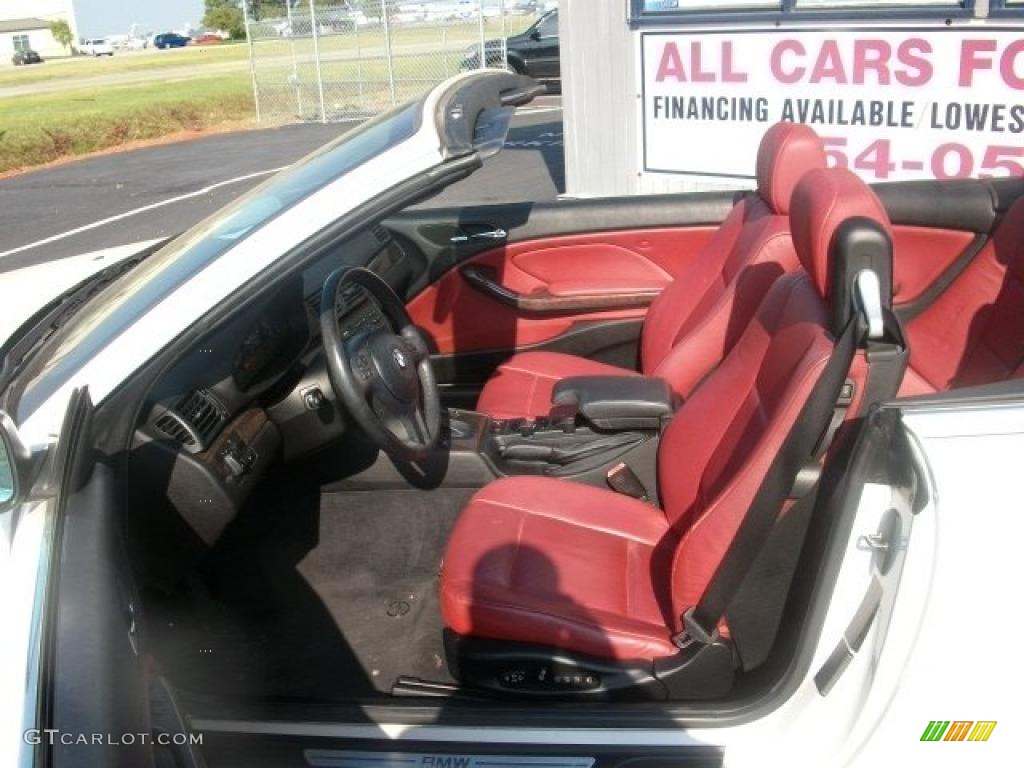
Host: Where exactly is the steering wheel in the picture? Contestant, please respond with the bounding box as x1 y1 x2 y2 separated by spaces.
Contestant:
320 266 441 461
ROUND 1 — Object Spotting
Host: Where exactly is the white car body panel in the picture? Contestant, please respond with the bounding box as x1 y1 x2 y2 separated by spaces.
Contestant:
0 499 52 768
0 239 163 348
848 404 1022 766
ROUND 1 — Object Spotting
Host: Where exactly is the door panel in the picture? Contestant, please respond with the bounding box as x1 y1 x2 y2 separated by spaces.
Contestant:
388 191 739 281
406 227 717 355
875 181 1000 314
389 179 1024 403
890 226 977 306
389 193 735 401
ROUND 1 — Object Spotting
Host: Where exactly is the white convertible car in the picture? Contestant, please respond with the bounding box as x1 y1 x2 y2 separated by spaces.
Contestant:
0 71 1019 767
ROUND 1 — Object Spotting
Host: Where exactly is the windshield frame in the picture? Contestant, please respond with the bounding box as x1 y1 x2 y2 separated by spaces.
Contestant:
9 70 539 446
9 99 427 429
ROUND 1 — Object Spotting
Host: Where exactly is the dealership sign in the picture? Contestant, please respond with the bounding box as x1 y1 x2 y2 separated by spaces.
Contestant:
641 29 1024 182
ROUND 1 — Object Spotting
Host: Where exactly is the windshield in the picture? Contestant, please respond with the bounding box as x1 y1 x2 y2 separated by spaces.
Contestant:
14 99 423 421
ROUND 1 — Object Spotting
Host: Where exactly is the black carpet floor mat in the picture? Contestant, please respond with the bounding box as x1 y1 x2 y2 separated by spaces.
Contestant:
146 485 474 702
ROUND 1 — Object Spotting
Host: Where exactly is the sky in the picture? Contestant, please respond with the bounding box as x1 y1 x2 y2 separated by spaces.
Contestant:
75 0 206 38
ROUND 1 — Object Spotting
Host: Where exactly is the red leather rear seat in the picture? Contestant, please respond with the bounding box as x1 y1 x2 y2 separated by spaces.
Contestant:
901 196 1024 394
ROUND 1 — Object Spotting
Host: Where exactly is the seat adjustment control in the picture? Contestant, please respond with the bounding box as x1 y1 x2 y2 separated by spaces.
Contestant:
499 664 600 691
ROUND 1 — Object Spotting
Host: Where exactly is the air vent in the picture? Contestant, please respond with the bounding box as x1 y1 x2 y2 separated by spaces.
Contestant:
154 412 196 447
153 389 227 451
176 389 228 447
371 224 392 246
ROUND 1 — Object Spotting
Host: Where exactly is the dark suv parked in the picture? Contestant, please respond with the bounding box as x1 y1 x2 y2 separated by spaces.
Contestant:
461 10 559 87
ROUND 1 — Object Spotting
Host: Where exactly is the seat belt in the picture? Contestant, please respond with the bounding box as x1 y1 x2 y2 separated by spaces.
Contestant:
672 314 862 651
812 305 909 462
673 283 909 653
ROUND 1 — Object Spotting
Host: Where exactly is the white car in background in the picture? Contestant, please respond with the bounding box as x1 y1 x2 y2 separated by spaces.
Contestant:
79 37 114 56
0 71 1019 767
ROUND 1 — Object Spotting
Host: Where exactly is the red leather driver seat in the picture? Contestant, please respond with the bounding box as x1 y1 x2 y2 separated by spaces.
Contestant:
475 122 827 419
441 168 892 672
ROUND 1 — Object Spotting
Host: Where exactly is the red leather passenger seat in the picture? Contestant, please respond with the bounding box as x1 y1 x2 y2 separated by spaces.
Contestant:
901 196 1024 394
475 122 826 419
442 168 891 662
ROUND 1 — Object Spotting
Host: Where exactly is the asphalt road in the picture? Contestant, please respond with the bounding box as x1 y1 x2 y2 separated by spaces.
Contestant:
0 97 563 273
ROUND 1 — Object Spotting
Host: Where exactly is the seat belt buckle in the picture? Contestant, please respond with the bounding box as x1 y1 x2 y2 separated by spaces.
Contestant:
837 379 855 406
606 462 649 501
671 607 720 650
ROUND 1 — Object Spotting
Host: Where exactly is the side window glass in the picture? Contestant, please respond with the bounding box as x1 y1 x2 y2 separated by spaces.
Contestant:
539 14 558 37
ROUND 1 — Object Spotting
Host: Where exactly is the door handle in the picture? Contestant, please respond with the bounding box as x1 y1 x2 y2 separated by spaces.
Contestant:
460 266 659 314
857 533 889 552
856 508 902 575
449 227 507 244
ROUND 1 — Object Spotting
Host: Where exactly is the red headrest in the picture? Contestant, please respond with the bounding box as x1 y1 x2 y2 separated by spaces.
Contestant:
790 167 892 299
755 122 827 215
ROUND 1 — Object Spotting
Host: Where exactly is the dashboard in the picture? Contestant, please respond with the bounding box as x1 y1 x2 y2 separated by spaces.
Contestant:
232 296 310 392
141 224 416 458
334 281 389 343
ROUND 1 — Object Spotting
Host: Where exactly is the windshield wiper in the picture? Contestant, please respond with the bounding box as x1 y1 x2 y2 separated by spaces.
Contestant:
0 239 170 397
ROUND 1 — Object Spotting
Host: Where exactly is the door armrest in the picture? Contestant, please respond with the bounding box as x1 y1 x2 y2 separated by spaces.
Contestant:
461 266 660 314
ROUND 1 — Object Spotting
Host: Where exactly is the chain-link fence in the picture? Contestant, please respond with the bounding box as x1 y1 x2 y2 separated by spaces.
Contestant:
243 1 544 124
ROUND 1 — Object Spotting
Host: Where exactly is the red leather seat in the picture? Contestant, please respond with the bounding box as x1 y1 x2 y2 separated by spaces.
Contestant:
476 122 826 419
442 168 891 662
900 196 1024 395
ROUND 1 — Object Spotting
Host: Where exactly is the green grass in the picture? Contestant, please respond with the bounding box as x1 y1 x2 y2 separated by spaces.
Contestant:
0 74 254 173
0 44 251 87
0 18 537 173
0 19 534 88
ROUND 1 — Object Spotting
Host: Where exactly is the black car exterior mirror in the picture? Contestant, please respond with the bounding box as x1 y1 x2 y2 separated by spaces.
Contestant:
530 29 541 41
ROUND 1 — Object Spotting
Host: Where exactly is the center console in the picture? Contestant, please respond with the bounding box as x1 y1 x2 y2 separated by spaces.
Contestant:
344 375 678 501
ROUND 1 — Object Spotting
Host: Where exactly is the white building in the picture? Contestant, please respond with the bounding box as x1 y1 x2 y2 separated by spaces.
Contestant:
0 0 78 63
0 18 66 61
